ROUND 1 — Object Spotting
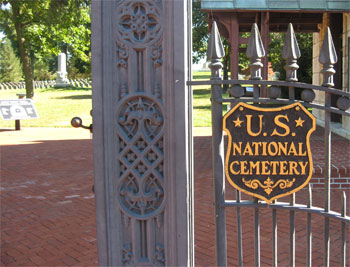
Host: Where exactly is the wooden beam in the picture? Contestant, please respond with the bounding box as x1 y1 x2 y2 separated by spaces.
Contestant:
260 12 269 97
230 13 239 80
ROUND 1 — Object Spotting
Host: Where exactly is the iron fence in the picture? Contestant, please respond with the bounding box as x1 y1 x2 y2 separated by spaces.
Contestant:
188 22 350 267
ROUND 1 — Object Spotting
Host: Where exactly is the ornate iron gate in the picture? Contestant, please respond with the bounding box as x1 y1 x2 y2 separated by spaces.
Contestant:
188 22 350 266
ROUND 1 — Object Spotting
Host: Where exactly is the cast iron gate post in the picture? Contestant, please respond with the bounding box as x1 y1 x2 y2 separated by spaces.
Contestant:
208 21 227 267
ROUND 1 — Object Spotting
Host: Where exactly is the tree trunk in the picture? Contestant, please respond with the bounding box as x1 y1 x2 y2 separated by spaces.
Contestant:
11 1 34 99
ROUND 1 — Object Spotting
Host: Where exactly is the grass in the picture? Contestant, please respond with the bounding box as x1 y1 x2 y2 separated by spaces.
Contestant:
192 71 229 127
0 72 216 129
0 87 92 128
192 71 212 127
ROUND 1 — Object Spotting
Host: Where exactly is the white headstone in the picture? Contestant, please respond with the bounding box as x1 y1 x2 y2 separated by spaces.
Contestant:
55 52 70 87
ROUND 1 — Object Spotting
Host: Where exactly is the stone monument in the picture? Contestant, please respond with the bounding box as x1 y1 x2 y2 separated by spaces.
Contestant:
55 52 70 87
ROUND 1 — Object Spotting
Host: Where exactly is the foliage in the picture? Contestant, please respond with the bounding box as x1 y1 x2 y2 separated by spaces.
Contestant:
295 33 313 84
269 32 313 98
269 32 312 84
0 37 23 82
33 57 56 81
192 0 209 64
0 0 91 97
268 33 285 80
191 4 313 85
68 54 91 79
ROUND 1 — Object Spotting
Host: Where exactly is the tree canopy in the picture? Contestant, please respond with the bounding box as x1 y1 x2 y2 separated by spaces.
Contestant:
0 0 91 97
192 0 209 64
0 38 22 82
191 4 313 85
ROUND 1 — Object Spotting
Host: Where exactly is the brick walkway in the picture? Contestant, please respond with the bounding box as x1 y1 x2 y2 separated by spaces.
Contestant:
1 127 349 266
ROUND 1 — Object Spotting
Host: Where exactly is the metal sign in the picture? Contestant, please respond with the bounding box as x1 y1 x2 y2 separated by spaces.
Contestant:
223 102 316 203
0 99 39 120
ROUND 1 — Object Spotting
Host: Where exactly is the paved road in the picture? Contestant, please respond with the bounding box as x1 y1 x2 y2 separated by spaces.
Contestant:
1 127 349 266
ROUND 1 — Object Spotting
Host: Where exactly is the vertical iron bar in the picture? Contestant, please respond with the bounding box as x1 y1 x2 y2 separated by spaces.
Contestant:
272 207 277 267
236 190 243 267
341 192 346 267
254 198 260 267
348 37 350 92
324 92 331 267
307 184 312 267
15 120 20 130
290 194 295 267
208 21 226 267
253 85 259 100
211 83 227 267
288 86 295 101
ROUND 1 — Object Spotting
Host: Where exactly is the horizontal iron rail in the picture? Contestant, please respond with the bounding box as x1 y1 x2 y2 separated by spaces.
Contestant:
223 200 350 223
187 79 350 98
217 97 350 116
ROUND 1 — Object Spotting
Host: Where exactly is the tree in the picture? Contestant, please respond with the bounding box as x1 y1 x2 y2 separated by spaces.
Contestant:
269 32 313 98
191 2 313 86
0 38 23 82
192 0 209 64
0 0 91 98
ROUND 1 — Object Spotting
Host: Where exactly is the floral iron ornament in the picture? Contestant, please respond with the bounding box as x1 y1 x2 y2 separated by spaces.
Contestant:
243 177 295 195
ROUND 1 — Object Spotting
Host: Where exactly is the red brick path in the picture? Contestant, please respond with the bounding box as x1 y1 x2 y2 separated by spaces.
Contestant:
1 127 349 266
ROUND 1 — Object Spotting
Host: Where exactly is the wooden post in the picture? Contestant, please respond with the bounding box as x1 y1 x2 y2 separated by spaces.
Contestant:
230 13 239 80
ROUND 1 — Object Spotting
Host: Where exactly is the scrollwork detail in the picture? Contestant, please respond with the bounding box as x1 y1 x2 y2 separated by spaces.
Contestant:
119 173 164 217
243 177 295 195
118 96 163 140
122 244 133 265
154 243 165 266
151 42 162 68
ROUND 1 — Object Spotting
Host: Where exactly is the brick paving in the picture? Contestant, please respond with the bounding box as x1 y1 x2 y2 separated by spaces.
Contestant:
1 127 349 266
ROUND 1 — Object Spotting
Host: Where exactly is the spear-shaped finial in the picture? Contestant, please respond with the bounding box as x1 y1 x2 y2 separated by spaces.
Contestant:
319 27 338 87
207 21 225 79
283 23 301 82
246 23 265 80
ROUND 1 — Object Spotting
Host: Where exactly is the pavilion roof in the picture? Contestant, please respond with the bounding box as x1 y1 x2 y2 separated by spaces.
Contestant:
201 0 350 11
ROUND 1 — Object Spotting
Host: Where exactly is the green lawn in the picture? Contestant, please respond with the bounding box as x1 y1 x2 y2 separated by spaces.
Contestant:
0 72 218 128
0 87 93 128
192 71 229 127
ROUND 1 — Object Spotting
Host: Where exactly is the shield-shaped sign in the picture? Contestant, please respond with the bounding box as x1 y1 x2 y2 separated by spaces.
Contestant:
223 102 316 204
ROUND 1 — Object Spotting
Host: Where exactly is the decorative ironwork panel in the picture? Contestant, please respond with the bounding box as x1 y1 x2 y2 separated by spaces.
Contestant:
92 0 192 265
115 1 165 265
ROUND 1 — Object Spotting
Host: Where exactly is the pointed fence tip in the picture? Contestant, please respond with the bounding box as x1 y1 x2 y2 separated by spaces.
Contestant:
319 27 338 87
246 23 265 59
282 23 300 60
283 23 301 81
246 23 265 80
207 21 225 61
319 27 338 65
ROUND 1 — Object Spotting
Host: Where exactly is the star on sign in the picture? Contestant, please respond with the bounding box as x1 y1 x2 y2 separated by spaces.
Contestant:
295 117 305 127
233 117 244 127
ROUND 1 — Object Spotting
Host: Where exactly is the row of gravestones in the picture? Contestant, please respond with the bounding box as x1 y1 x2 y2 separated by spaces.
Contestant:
0 79 92 90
